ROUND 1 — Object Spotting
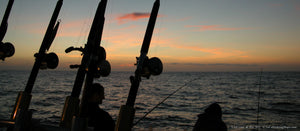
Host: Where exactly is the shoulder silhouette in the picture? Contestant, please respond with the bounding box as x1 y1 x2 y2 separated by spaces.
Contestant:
87 83 115 131
193 103 227 131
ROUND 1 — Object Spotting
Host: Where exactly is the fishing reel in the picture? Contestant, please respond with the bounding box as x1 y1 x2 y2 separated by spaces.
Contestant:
65 45 111 78
94 46 111 78
0 41 15 61
35 52 59 69
139 56 163 79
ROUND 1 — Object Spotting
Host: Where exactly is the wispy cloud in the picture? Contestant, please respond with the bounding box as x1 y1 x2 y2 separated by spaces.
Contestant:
270 3 300 11
62 19 91 28
168 63 259 67
161 62 263 71
162 42 248 58
117 12 164 24
104 33 141 49
185 25 250 31
270 3 283 8
177 17 192 22
296 4 300 11
118 12 149 20
58 19 92 37
17 18 93 38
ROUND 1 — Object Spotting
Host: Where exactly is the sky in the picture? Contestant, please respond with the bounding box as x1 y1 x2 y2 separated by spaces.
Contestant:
0 0 300 72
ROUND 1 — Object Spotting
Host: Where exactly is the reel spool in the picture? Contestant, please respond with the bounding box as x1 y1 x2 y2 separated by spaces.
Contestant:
94 60 111 78
94 46 111 78
147 57 163 76
0 42 15 60
96 46 106 61
39 52 59 69
141 57 163 78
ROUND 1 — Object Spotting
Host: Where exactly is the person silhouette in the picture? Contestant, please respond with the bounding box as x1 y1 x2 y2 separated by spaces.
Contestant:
87 83 115 131
193 103 227 131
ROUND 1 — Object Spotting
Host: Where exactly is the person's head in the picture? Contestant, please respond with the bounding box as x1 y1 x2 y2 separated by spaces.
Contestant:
87 83 105 104
204 103 222 118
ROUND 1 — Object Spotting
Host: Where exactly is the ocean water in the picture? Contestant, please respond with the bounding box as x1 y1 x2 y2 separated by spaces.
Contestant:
0 70 299 130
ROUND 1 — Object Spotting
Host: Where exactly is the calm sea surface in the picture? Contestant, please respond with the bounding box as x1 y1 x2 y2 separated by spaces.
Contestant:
0 70 299 130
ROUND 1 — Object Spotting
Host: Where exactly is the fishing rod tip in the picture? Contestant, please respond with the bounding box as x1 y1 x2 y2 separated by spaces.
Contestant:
154 0 160 6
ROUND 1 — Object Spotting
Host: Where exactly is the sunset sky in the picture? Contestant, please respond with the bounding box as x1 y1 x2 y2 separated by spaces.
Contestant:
1 0 299 72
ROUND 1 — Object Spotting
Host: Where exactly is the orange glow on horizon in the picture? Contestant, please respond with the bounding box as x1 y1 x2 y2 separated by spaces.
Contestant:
119 63 134 67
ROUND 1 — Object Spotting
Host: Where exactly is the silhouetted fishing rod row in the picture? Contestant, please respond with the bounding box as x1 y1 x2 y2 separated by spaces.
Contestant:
115 0 163 130
60 0 111 130
9 0 62 130
0 0 15 61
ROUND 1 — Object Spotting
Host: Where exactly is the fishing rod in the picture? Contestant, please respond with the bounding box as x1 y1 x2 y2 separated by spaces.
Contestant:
0 0 15 61
133 78 199 126
60 0 110 130
115 0 163 130
10 0 62 130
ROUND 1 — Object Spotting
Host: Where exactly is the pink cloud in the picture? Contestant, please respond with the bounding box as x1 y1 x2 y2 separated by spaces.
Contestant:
296 4 300 11
117 12 164 24
57 31 84 37
185 25 250 31
21 19 92 37
168 44 246 58
270 3 283 7
118 12 150 20
58 19 92 37
177 17 192 22
151 37 249 59
62 19 92 28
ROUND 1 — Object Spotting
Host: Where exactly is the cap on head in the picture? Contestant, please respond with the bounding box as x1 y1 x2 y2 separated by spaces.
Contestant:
87 83 105 103
205 103 222 118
